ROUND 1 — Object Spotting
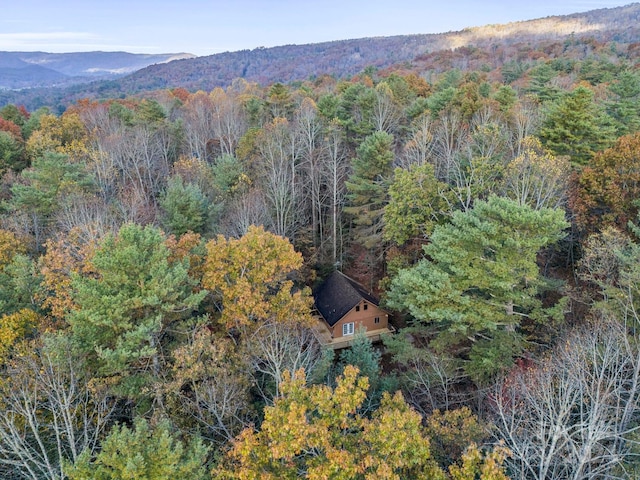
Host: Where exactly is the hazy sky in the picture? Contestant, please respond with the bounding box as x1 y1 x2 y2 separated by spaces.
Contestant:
1 1 634 56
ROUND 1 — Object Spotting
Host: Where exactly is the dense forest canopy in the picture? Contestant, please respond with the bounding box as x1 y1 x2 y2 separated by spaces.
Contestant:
2 14 640 479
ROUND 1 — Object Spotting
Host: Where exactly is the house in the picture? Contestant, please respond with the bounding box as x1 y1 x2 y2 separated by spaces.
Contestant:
313 271 393 349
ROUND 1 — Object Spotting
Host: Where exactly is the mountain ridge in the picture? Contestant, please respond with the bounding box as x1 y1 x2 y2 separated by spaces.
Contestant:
2 2 639 109
0 51 196 90
87 2 640 93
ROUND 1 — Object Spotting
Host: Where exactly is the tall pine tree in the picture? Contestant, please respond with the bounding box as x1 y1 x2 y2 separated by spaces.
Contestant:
68 224 205 398
387 196 568 384
344 131 394 251
539 85 615 165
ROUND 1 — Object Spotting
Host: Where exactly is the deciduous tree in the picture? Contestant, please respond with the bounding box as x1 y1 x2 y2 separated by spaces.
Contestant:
383 163 451 245
6 152 94 249
319 121 349 264
24 112 88 163
384 330 466 413
167 328 252 446
38 230 96 323
215 366 446 480
256 117 300 238
0 309 38 365
246 320 328 402
492 321 640 480
295 98 324 251
181 91 216 161
572 132 640 232
503 136 570 210
398 113 435 169
372 81 401 134
203 225 312 331
0 336 115 480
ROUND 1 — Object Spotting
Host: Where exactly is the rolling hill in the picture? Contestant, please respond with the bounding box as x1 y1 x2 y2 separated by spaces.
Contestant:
2 2 639 110
116 2 640 92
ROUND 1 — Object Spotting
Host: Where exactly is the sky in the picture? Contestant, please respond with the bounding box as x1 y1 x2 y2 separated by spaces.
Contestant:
0 0 635 57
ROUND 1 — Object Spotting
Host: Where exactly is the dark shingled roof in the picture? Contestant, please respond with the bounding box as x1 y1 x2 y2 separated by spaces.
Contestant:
313 271 381 327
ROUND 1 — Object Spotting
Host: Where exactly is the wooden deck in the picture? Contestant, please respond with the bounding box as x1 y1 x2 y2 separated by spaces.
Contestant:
313 319 395 350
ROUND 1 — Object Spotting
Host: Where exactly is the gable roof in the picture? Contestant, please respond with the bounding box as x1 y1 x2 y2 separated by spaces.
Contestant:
313 271 381 327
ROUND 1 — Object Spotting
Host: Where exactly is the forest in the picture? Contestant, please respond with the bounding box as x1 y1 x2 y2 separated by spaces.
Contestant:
1 31 640 479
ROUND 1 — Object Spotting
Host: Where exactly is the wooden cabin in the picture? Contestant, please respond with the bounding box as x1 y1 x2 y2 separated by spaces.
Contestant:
313 271 393 349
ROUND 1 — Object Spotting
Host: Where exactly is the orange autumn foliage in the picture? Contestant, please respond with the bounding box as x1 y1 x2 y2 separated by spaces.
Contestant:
572 133 640 233
165 231 207 285
0 118 23 142
38 230 97 324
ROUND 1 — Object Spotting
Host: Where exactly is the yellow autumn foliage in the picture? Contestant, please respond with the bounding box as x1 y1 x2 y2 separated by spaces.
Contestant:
0 309 38 365
203 225 313 330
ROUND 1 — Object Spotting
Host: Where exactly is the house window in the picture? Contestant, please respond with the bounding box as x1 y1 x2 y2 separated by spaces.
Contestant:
343 322 355 336
374 317 380 324
355 305 360 312
363 303 368 311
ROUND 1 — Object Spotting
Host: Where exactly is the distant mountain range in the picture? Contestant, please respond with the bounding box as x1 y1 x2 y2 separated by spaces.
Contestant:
0 51 196 90
2 2 640 110
118 2 640 91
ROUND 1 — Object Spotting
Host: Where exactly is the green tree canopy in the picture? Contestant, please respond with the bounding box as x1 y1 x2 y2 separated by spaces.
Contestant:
67 418 209 480
539 85 615 165
344 131 395 250
68 224 206 397
160 176 209 235
0 130 26 174
383 163 451 245
607 69 640 136
6 151 94 248
387 195 568 383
